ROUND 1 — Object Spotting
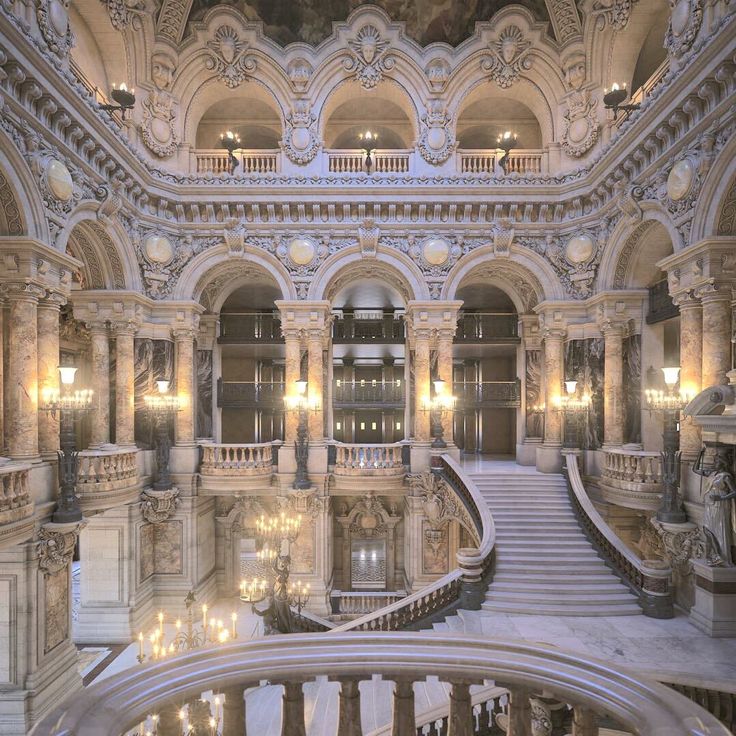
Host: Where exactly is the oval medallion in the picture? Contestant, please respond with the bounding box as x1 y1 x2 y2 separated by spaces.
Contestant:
288 238 316 266
667 159 695 201
423 238 450 266
565 234 594 264
46 159 73 201
144 234 174 265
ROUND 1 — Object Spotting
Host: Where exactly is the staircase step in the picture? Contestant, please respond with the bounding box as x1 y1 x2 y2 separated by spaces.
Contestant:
481 600 642 616
493 575 625 587
495 557 606 568
485 590 635 604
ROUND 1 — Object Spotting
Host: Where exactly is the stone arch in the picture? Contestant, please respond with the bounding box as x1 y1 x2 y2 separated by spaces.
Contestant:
61 215 136 290
177 245 295 308
691 139 736 240
598 206 682 290
442 248 559 310
309 248 429 303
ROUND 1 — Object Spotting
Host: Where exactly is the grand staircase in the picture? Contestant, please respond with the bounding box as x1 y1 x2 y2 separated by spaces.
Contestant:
466 468 642 616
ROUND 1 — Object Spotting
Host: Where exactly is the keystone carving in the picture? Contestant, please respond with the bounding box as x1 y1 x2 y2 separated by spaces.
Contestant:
481 25 532 89
37 521 86 576
358 218 379 258
206 25 257 89
344 24 394 90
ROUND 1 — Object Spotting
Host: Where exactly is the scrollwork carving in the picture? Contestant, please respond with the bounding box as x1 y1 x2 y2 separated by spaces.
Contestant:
140 488 180 524
480 25 532 89
282 102 321 165
37 522 85 576
141 90 179 158
665 0 704 58
562 90 599 158
37 0 75 58
206 25 257 88
418 101 457 165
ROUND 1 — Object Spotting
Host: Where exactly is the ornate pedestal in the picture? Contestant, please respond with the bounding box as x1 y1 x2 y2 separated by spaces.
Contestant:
690 559 736 637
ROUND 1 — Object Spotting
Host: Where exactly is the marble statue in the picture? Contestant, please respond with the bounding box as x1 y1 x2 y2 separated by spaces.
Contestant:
701 449 736 567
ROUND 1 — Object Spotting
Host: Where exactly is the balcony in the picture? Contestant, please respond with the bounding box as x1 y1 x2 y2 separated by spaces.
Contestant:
454 313 519 342
194 149 280 174
453 381 521 409
199 442 277 495
0 461 34 549
457 149 545 175
332 317 405 343
217 380 285 409
599 448 663 511
327 149 412 174
218 313 283 343
333 380 405 408
76 448 140 513
331 442 408 491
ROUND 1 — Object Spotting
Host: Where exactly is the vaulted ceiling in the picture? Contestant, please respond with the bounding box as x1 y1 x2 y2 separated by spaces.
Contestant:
184 0 552 47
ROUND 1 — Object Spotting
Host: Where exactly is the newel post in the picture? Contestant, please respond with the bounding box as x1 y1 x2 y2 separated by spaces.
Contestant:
457 547 486 610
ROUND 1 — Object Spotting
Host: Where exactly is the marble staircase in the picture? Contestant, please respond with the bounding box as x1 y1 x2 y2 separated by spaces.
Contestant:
467 469 642 616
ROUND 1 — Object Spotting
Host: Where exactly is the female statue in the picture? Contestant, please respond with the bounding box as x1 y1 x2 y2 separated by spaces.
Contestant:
701 449 736 566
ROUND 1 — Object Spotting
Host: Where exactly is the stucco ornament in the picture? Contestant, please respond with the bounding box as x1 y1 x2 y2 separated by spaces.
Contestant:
666 0 704 56
151 52 176 92
287 58 312 93
282 102 321 165
543 231 600 298
481 25 532 89
141 89 179 158
409 236 461 275
37 522 86 576
277 236 327 274
418 101 457 165
143 233 174 265
206 25 257 88
344 24 394 90
410 471 478 542
425 58 451 92
590 0 638 29
140 488 180 524
46 159 74 201
103 0 146 31
493 219 515 256
667 158 696 201
36 152 82 216
562 90 599 158
358 218 379 258
37 0 75 57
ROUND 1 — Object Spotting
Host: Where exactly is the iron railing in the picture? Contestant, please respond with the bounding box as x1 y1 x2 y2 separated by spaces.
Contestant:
453 380 521 408
219 312 283 342
333 318 405 342
216 380 285 408
333 380 405 405
455 313 519 342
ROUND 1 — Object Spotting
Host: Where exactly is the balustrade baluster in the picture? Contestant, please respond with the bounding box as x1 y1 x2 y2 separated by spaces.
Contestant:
448 682 474 736
506 688 532 736
281 682 306 736
392 679 416 736
337 678 363 735
222 686 247 736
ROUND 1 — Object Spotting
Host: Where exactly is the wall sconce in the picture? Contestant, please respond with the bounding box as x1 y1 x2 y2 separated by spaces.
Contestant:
603 83 640 120
101 83 136 118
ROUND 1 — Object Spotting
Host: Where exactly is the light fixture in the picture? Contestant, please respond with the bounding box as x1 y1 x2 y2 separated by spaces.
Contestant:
496 130 518 174
603 82 640 120
284 379 314 490
100 83 136 117
358 130 378 174
144 378 180 491
219 130 241 174
39 365 93 523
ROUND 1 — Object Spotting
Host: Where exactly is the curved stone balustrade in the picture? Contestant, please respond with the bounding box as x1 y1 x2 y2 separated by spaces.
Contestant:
333 443 405 474
199 442 276 495
32 633 730 736
600 448 663 511
0 461 34 549
333 455 495 632
564 451 673 619
75 448 140 513
330 590 407 618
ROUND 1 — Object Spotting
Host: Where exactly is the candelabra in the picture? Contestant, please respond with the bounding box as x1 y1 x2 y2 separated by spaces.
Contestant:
358 129 378 173
555 380 591 449
287 579 311 614
136 591 237 664
39 366 93 523
423 379 456 449
219 130 241 174
241 511 303 633
137 696 223 736
497 130 518 174
284 379 318 490
645 366 695 524
144 380 180 491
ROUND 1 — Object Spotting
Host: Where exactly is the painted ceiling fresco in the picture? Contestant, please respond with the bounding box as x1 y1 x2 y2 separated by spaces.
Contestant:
186 0 551 47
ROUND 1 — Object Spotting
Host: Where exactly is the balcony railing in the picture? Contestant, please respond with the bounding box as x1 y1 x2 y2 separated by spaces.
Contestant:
0 462 34 548
332 443 407 476
454 313 519 342
200 442 274 476
219 312 283 343
76 448 140 512
194 149 280 175
332 317 405 342
327 149 412 174
217 380 285 409
600 448 663 511
330 590 407 618
333 380 405 406
453 380 521 408
69 58 123 128
646 279 679 324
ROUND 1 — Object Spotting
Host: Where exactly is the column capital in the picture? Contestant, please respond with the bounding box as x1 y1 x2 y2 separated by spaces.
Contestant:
37 520 87 576
1 280 46 303
694 280 733 303
87 320 109 335
599 319 626 337
39 290 67 310
671 289 701 309
172 326 197 342
110 319 141 337
542 327 566 342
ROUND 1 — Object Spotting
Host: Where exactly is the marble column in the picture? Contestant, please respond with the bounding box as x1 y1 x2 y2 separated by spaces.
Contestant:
413 330 431 442
448 682 473 736
699 286 732 388
391 679 415 736
507 688 532 736
281 682 306 736
89 322 110 447
543 330 565 447
337 679 362 736
113 322 137 447
307 329 324 440
676 293 702 458
437 330 455 445
602 321 625 448
572 706 599 736
284 329 302 443
37 295 63 457
173 328 196 446
6 283 42 460
222 686 246 736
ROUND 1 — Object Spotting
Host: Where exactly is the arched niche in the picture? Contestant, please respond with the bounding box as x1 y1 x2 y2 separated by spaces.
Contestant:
195 96 282 150
64 219 131 290
321 79 419 150
455 282 518 313
614 221 674 290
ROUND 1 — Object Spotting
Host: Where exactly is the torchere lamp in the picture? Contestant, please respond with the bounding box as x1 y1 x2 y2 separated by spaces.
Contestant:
219 130 241 175
497 130 518 174
645 366 695 524
603 83 640 120
284 379 318 490
39 366 93 523
423 378 456 449
144 380 180 491
358 129 378 174
556 379 591 449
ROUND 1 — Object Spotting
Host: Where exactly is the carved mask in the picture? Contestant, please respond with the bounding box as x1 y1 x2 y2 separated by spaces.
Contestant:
501 37 517 64
220 36 237 64
361 39 376 64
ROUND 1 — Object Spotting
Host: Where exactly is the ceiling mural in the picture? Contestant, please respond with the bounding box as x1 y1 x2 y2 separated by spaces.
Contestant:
185 0 552 47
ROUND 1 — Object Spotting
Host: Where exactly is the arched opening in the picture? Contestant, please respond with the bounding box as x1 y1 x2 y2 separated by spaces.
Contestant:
325 96 413 149
453 282 520 457
195 97 282 150
457 98 543 150
217 280 285 444
630 14 669 93
330 277 407 445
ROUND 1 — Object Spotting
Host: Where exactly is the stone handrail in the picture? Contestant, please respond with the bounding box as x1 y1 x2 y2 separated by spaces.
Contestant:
32 632 731 736
77 448 138 488
333 443 406 475
662 676 736 733
194 149 279 174
326 149 412 173
603 448 662 484
200 443 274 475
564 451 673 619
330 590 407 617
457 149 545 175
332 455 495 632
